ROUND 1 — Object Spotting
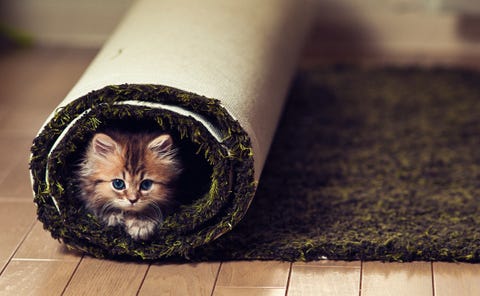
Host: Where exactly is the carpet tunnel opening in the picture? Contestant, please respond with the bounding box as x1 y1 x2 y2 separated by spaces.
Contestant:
30 85 257 259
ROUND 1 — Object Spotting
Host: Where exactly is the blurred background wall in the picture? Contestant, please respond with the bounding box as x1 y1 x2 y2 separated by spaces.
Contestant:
0 0 132 47
0 0 479 61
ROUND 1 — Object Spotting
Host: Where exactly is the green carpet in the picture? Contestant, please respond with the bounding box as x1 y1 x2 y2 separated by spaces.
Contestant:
190 67 480 262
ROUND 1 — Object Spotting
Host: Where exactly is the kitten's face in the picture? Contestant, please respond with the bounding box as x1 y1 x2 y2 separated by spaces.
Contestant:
79 132 181 219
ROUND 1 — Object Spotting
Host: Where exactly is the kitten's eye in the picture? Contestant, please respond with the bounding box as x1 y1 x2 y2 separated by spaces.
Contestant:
140 179 153 191
112 179 126 190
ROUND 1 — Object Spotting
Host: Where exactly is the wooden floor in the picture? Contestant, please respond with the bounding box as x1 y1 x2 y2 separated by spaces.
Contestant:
0 47 479 296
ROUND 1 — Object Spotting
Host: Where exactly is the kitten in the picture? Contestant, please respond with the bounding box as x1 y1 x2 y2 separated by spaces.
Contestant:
78 131 182 240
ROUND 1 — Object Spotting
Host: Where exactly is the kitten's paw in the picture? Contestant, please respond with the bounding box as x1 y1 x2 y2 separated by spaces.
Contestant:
125 219 157 240
104 212 124 226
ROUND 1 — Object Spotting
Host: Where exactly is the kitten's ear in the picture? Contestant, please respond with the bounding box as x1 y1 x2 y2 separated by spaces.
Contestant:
148 134 173 157
91 133 118 157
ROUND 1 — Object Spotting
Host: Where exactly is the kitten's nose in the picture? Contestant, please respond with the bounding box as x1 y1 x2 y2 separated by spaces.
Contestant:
128 197 139 204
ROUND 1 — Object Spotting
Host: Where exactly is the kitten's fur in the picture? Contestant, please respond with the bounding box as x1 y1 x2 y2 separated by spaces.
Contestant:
78 131 182 240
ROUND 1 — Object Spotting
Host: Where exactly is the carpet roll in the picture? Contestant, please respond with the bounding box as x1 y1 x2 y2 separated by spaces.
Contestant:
29 0 314 259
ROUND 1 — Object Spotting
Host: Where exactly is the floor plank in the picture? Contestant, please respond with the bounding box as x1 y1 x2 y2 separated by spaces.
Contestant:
0 48 96 110
0 48 96 138
0 160 34 199
0 137 32 187
138 262 220 296
0 260 79 296
215 261 291 288
0 49 60 109
14 221 82 261
433 262 480 296
62 257 149 296
0 201 36 272
214 287 286 296
288 261 361 296
361 262 433 296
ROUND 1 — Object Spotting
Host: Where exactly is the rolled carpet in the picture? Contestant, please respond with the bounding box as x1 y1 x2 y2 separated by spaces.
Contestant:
29 0 314 259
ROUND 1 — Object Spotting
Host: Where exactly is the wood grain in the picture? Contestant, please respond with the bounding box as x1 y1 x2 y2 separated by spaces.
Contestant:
0 137 32 186
0 260 79 296
0 201 36 271
14 221 82 261
215 261 291 288
288 261 361 296
0 50 59 108
361 262 433 296
62 257 148 296
138 262 220 296
0 48 96 138
433 262 480 296
0 49 96 109
214 287 286 296
0 162 34 199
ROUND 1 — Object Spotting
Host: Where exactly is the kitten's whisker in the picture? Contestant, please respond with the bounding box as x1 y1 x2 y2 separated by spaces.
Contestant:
99 200 118 217
143 202 164 223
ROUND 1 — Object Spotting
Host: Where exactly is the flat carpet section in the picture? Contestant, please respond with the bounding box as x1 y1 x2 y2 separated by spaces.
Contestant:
191 67 480 262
